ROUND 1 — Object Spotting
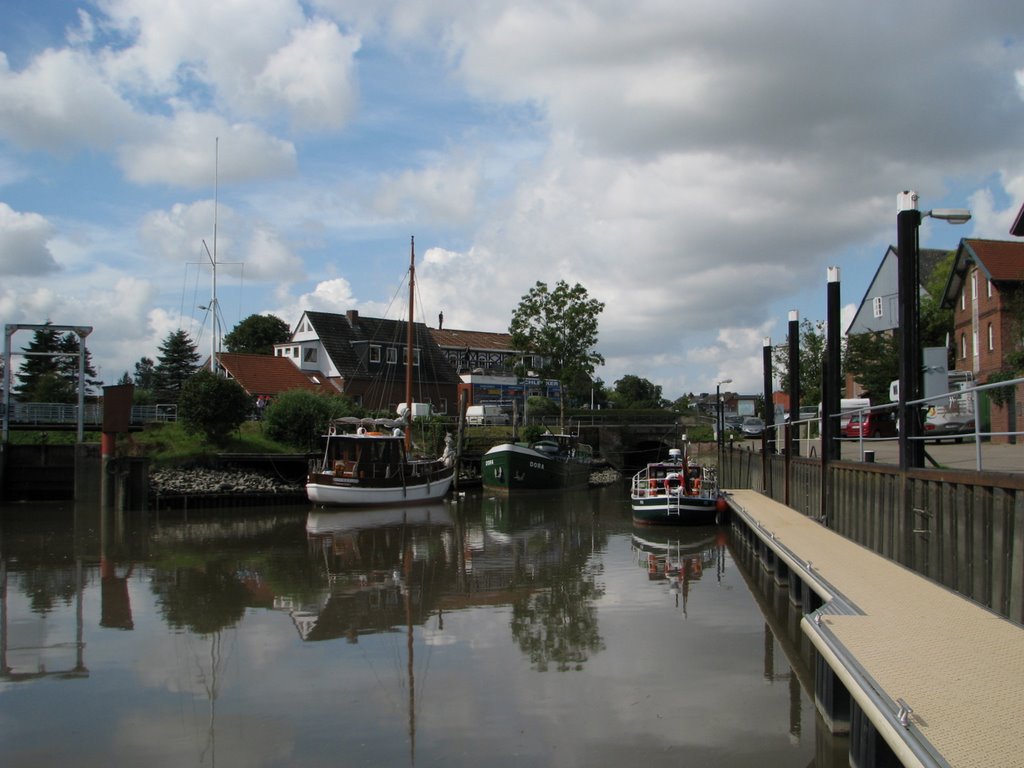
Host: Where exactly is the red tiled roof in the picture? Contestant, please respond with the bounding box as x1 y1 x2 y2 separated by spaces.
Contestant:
218 353 326 396
962 239 1024 281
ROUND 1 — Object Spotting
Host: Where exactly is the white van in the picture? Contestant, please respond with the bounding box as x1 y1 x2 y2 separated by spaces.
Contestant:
465 404 509 426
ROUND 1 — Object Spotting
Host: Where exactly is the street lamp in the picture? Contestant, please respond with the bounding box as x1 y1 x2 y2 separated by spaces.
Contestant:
716 378 732 477
896 191 971 469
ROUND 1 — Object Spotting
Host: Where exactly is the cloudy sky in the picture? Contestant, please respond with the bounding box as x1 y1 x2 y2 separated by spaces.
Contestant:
2 1 1024 399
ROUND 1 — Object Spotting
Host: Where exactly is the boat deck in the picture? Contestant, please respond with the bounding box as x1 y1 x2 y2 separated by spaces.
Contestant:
725 488 1024 768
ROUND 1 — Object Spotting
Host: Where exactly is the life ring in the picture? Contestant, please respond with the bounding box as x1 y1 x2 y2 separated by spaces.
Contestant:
692 477 701 492
357 426 367 435
664 473 682 491
329 424 337 436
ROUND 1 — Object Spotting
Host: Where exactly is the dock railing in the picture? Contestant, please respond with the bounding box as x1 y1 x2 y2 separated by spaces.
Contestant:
722 385 1024 625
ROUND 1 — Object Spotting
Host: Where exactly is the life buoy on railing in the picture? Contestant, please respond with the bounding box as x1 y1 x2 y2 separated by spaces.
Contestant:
357 426 367 435
692 477 702 492
329 424 337 436
664 473 682 492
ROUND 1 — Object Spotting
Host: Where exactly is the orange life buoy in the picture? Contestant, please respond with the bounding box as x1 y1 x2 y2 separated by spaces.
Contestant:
664 473 682 492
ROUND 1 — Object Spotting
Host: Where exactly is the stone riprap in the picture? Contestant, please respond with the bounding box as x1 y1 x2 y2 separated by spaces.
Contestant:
150 467 303 496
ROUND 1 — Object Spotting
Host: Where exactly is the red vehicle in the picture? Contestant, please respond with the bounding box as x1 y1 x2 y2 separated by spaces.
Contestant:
843 411 898 438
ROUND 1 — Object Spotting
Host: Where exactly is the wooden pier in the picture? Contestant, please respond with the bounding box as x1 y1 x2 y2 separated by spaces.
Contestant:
726 488 1024 768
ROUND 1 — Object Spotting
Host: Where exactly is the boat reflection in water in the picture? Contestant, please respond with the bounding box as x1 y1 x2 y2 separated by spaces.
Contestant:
631 524 728 615
303 503 455 641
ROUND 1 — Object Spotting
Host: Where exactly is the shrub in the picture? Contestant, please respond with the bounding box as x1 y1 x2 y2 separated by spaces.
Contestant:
178 370 252 445
264 390 355 451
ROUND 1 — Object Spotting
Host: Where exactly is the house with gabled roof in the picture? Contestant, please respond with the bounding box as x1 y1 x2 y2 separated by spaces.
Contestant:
847 246 951 335
940 238 1024 440
218 352 325 397
274 310 461 414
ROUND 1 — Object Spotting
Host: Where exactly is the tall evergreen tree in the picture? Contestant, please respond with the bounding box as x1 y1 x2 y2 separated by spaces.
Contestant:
14 323 62 400
133 356 157 390
55 331 102 394
154 330 201 400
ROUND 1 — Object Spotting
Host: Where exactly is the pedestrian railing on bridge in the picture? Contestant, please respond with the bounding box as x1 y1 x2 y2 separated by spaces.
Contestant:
4 402 178 428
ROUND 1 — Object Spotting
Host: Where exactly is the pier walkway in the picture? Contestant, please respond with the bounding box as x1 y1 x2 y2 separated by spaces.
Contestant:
726 488 1024 768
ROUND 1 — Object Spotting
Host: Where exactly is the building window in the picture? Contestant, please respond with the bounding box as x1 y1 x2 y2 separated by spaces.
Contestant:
961 333 967 359
971 271 977 300
987 279 992 298
988 323 994 352
413 348 421 367
872 296 883 318
292 346 299 357
303 347 317 363
387 347 398 364
961 292 965 311
369 345 381 363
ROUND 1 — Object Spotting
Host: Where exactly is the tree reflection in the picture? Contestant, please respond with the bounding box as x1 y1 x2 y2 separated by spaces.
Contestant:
509 566 605 671
151 563 248 634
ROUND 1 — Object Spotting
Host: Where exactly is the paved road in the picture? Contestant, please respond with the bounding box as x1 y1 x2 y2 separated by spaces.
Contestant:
796 436 1023 473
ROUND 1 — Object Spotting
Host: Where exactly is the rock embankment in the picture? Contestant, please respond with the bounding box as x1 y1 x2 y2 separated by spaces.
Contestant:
589 467 621 486
150 467 303 496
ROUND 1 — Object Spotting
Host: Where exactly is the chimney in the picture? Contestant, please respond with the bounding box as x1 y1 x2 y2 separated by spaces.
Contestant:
346 309 359 326
438 310 444 330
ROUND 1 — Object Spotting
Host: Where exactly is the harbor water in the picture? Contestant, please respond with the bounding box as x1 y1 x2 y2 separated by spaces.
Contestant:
1 484 848 766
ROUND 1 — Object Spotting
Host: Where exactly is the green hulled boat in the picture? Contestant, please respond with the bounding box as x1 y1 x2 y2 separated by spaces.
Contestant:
481 434 593 492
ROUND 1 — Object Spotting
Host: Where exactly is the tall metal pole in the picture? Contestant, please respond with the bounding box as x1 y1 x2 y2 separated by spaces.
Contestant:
824 268 842 461
787 310 800 457
716 382 723 473
897 199 923 469
762 337 774 494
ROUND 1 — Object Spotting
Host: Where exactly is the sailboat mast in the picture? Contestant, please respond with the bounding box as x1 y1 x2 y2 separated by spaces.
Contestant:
210 137 220 374
405 236 415 451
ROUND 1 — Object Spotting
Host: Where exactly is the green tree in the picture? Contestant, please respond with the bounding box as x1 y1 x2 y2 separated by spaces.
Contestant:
263 389 355 451
154 330 201 401
223 313 292 355
843 331 899 403
921 249 957 364
55 331 102 394
178 368 252 445
14 324 62 400
609 374 663 409
13 323 99 400
773 318 828 407
509 280 604 430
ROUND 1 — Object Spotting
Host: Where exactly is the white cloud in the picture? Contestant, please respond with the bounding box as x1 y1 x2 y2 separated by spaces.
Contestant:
118 110 297 187
0 203 60 276
254 20 361 131
0 49 141 151
243 227 304 280
374 161 481 223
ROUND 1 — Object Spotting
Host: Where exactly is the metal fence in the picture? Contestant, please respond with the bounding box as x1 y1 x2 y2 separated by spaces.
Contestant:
5 402 177 426
721 445 1024 625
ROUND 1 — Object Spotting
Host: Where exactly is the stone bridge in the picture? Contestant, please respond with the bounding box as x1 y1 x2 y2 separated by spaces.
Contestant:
577 422 697 472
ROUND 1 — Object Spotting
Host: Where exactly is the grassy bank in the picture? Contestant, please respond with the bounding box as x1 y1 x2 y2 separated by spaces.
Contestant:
120 421 295 466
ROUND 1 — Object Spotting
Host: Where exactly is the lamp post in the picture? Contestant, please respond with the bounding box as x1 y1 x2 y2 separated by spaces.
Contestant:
896 191 971 469
716 377 732 479
787 310 800 456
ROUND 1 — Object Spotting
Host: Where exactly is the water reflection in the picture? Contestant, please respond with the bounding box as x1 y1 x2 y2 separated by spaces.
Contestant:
631 525 727 617
0 493 840 767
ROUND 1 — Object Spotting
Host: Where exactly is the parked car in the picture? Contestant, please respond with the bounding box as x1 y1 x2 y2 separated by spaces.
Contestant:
923 406 975 442
723 414 744 433
843 411 898 439
740 416 765 438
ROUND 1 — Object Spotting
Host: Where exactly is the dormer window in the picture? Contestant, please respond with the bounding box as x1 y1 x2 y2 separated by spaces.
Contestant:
387 347 398 364
369 345 381 363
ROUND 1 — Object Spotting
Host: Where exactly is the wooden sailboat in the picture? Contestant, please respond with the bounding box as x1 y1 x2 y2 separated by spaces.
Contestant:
306 238 456 506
